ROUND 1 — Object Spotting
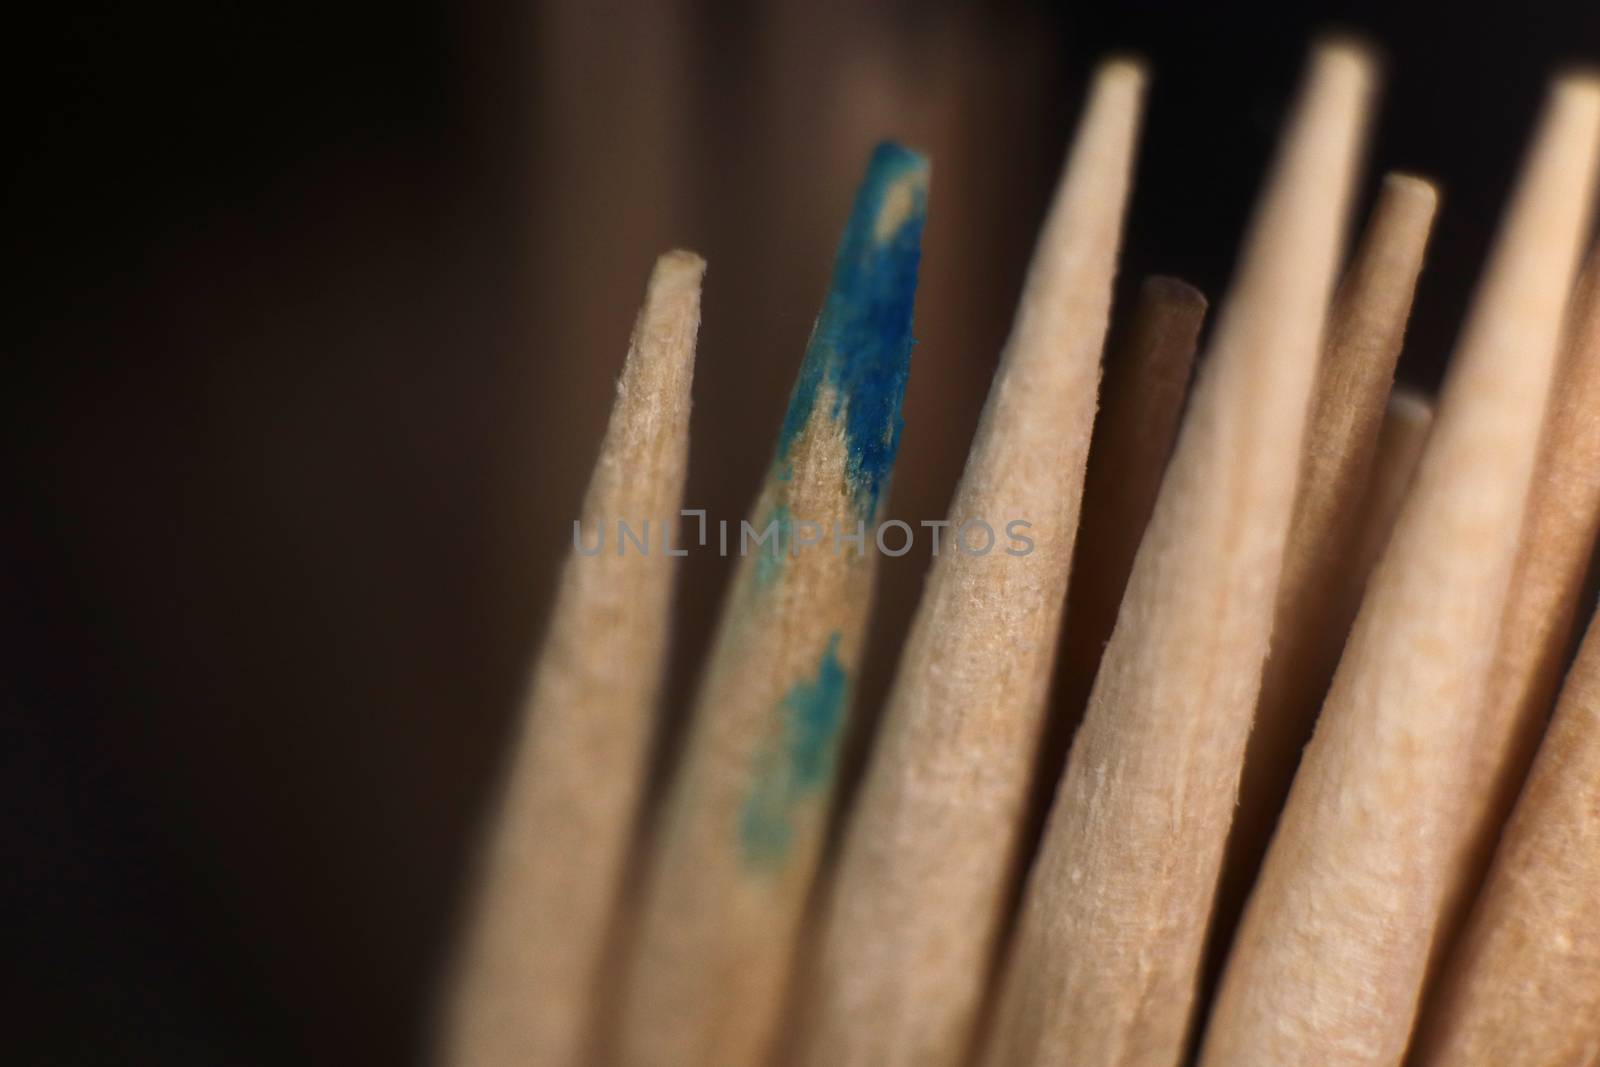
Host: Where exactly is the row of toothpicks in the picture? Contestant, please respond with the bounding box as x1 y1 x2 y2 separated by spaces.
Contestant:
435 38 1600 1067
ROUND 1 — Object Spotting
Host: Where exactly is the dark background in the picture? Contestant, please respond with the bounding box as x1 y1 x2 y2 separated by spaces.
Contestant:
9 1 1599 1062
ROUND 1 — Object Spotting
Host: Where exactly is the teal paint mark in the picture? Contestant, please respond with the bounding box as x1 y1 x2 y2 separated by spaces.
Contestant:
752 502 792 590
773 143 928 519
738 633 850 870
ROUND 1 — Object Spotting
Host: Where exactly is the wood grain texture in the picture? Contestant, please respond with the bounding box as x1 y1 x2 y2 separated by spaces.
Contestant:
437 251 705 1067
977 42 1374 1067
1210 173 1437 978
612 147 928 1067
1051 275 1206 757
1409 610 1600 1067
1349 390 1434 587
1430 248 1600 978
1199 74 1600 1067
781 61 1146 1067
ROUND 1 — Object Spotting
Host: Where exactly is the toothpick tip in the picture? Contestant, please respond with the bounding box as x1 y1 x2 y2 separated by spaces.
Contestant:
1143 275 1209 314
654 249 708 284
1306 35 1382 99
1097 54 1150 89
1382 172 1441 208
1551 69 1600 114
1387 386 1436 427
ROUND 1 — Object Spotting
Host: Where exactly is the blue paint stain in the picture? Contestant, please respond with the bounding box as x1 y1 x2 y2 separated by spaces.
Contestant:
774 142 928 518
738 632 850 869
752 502 792 590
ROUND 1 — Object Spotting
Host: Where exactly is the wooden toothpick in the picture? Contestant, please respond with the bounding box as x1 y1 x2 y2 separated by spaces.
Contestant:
783 60 1146 1067
437 250 705 1067
1430 246 1600 977
1409 608 1600 1066
1210 172 1437 978
1200 73 1600 1067
1348 389 1434 589
978 41 1375 1067
610 144 928 1067
1051 274 1207 758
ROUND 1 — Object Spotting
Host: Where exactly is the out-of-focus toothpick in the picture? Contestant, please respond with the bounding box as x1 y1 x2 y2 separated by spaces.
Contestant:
1431 247 1600 978
1200 73 1600 1067
1050 274 1206 760
1409 608 1600 1066
1210 172 1437 976
438 251 705 1067
1349 389 1434 586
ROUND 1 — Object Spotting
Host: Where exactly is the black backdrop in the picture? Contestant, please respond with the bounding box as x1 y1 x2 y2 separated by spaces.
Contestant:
9 2 1599 1062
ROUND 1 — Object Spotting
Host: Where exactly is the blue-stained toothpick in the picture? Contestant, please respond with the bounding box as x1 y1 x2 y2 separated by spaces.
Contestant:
612 142 928 1067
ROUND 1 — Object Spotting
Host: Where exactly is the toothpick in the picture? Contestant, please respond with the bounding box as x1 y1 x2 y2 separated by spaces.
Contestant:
1053 275 1206 751
610 145 928 1067
1200 74 1600 1067
1431 247 1600 974
978 42 1375 1067
1409 609 1600 1066
437 250 705 1067
1211 172 1437 974
1348 390 1434 585
783 61 1146 1067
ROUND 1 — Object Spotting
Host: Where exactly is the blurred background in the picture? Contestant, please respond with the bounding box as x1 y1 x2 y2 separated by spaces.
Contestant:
8 1 1600 1062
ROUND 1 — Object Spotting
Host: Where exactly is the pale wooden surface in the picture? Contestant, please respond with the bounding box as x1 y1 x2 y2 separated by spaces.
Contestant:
611 153 927 1067
977 42 1374 1067
781 61 1146 1067
1199 76 1600 1067
1349 390 1434 588
1430 249 1600 978
1409 610 1600 1066
1211 173 1437 974
437 251 704 1067
1051 275 1206 760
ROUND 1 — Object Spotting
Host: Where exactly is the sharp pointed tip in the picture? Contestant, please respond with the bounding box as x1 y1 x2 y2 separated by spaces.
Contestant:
859 143 930 245
773 144 929 515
